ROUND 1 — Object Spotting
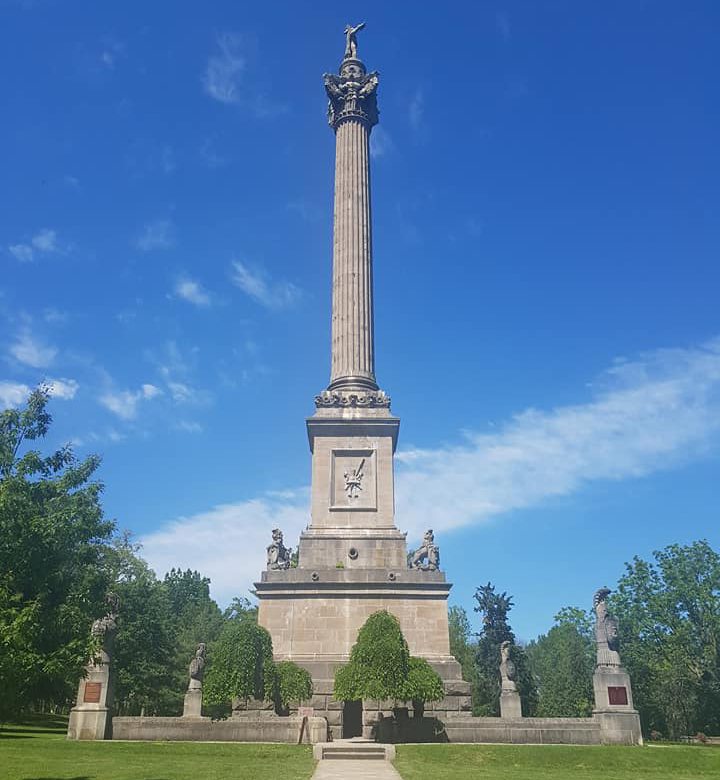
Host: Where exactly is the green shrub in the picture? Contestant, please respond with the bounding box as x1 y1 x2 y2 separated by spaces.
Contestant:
333 610 410 701
269 660 313 712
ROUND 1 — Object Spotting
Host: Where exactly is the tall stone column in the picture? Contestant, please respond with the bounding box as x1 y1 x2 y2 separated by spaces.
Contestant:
319 54 386 400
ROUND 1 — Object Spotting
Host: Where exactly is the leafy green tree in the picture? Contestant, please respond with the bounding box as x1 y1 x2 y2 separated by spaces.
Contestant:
473 583 537 716
448 605 476 683
612 540 720 738
203 617 274 708
402 657 445 718
526 608 594 717
269 660 313 713
334 611 410 702
0 387 114 720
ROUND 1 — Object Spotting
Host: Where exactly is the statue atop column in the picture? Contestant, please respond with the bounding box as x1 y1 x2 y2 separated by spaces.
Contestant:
409 529 440 571
499 641 518 691
90 592 120 661
267 528 292 570
188 643 207 689
343 22 365 60
593 587 621 667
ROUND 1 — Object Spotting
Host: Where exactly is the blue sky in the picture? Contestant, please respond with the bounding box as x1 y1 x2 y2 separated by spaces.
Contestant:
2 1 719 641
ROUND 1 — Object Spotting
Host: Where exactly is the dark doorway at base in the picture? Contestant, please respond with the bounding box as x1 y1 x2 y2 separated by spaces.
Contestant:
342 700 362 738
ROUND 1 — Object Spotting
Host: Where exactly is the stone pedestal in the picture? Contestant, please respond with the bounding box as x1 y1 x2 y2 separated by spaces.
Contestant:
183 687 203 718
67 657 113 740
592 666 643 744
500 689 522 719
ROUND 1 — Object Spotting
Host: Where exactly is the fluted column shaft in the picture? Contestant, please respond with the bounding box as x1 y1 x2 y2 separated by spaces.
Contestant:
329 117 376 390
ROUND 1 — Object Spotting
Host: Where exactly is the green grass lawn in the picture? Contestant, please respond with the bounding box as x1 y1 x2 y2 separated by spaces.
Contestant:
395 743 720 780
0 716 316 780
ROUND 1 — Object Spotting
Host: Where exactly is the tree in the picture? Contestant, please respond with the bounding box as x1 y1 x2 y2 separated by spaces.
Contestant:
203 617 275 708
269 661 313 713
333 611 410 702
525 608 594 717
0 387 114 720
611 540 720 738
402 657 445 718
472 583 537 716
448 605 476 683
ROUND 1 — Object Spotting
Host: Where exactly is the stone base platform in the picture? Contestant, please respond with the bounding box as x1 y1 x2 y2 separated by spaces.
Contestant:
438 713 642 745
112 714 329 743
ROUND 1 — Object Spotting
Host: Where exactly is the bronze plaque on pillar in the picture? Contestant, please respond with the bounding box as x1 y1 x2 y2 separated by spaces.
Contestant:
83 682 102 703
608 686 628 705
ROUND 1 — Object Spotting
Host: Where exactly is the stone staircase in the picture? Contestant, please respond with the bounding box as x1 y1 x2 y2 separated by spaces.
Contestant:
313 738 395 761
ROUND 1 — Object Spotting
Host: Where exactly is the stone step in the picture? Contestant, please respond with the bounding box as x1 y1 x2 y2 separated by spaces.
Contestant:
314 742 395 761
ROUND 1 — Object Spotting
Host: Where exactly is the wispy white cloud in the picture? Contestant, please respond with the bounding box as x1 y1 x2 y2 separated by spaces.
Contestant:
395 336 720 540
231 260 301 309
141 491 309 605
10 330 57 368
370 126 394 159
0 380 31 408
204 33 245 104
139 337 720 600
99 383 162 420
135 219 174 251
8 228 61 262
174 420 204 434
0 377 77 408
409 89 425 133
46 377 79 400
174 278 211 307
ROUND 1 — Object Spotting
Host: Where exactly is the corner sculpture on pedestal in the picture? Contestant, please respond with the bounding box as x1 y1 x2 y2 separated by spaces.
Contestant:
499 640 522 719
255 24 471 739
67 593 120 740
266 528 292 570
409 529 440 571
183 643 207 718
591 587 643 744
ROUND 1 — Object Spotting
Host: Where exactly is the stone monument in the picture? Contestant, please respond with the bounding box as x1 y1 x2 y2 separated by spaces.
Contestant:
67 593 119 740
183 642 207 718
255 24 470 738
499 640 522 719
591 587 643 744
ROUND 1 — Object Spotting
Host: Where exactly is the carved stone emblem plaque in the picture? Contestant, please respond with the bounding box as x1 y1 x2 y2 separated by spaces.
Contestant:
83 682 102 703
330 449 376 510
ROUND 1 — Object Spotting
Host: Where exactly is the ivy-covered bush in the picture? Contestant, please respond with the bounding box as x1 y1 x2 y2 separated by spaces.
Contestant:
203 617 274 706
269 660 313 713
333 610 410 701
402 656 445 717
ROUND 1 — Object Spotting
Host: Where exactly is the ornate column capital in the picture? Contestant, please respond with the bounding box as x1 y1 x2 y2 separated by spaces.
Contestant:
324 59 379 130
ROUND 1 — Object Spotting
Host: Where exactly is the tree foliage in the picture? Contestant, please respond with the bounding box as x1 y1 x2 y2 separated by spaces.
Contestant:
611 540 720 738
269 661 313 712
203 616 274 707
473 583 537 716
0 387 114 720
333 611 410 702
402 657 445 716
526 615 594 717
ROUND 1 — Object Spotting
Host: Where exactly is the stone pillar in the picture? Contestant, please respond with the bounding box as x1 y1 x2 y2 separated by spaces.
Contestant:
183 684 203 718
500 690 522 719
324 56 380 394
67 595 119 741
591 587 643 745
67 653 114 740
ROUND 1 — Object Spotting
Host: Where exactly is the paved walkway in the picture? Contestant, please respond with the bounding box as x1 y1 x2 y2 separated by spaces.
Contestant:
311 760 403 780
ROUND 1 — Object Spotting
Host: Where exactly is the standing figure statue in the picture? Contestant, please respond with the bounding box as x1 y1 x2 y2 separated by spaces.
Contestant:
188 643 206 691
344 22 365 59
266 528 292 570
499 640 518 691
90 592 120 660
593 587 621 667
409 529 440 571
